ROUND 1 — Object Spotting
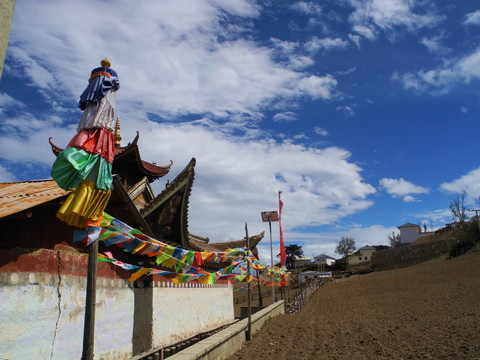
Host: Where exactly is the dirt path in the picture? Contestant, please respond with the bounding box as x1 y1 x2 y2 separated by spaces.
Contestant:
230 252 480 359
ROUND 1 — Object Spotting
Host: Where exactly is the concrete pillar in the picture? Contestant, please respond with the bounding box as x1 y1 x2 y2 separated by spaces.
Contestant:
0 0 16 79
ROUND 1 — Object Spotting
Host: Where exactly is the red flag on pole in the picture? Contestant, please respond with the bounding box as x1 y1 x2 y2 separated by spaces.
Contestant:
278 191 286 267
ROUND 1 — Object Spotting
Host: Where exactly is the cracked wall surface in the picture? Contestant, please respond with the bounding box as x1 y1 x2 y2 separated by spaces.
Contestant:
50 251 62 359
0 249 134 359
0 248 233 359
0 271 58 359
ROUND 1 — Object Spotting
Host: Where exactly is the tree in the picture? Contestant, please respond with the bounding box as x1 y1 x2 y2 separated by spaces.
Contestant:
335 237 356 263
450 190 468 224
284 244 304 269
388 231 401 247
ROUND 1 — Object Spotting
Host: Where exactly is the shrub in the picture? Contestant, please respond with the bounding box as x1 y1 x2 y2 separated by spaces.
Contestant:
449 220 480 258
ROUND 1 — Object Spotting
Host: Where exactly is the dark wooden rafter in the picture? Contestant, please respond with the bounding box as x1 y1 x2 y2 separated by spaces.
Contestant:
128 176 155 207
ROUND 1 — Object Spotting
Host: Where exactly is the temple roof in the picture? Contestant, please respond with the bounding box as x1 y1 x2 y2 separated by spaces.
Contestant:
0 176 266 268
107 175 155 236
49 132 173 182
11 136 266 257
141 158 196 248
188 231 265 252
0 180 70 218
113 132 173 180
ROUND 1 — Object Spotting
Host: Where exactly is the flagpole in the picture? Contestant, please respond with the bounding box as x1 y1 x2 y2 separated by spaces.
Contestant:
82 239 98 360
245 223 252 341
278 190 286 287
268 216 275 303
260 210 279 304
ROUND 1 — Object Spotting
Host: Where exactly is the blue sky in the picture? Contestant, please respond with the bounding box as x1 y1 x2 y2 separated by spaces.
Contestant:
1 0 480 262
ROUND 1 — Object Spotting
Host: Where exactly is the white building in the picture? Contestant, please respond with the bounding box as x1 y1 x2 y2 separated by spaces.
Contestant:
398 223 432 244
346 245 377 265
313 254 336 266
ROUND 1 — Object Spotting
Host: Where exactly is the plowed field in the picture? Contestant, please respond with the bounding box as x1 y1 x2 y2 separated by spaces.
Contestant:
230 252 480 360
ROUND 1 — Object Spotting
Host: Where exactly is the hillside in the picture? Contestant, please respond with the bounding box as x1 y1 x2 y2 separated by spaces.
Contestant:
411 226 459 245
230 251 480 360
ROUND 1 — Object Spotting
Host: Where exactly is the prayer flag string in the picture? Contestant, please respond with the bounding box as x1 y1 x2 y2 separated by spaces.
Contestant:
74 212 288 285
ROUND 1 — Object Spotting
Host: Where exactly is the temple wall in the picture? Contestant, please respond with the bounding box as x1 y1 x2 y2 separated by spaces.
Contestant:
0 248 233 359
0 270 134 360
152 283 234 346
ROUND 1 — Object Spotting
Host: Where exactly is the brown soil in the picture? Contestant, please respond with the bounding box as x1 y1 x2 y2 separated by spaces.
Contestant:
230 252 480 360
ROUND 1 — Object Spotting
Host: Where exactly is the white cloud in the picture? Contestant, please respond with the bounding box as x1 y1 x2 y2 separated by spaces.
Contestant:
336 67 357 76
440 168 480 198
293 133 308 141
305 37 349 53
347 0 443 41
295 75 338 100
135 121 377 241
352 25 377 41
290 1 323 16
412 208 451 228
313 127 328 136
464 10 480 26
380 177 430 202
420 35 450 55
8 0 338 121
403 195 419 203
0 93 24 108
340 224 395 248
336 105 354 117
273 112 298 122
458 48 480 81
0 165 16 182
0 93 25 115
6 47 56 90
348 34 362 48
396 47 480 94
269 38 315 70
0 103 76 165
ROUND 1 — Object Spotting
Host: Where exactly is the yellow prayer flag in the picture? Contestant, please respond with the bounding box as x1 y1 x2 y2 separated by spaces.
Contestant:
172 274 190 285
128 268 150 282
132 242 147 254
162 256 179 268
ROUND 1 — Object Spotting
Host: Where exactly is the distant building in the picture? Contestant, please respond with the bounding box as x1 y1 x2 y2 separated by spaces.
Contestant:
294 257 312 268
346 245 389 266
313 254 336 266
397 223 432 244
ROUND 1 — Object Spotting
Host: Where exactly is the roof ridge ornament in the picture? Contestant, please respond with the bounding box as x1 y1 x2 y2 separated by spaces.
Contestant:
114 116 122 147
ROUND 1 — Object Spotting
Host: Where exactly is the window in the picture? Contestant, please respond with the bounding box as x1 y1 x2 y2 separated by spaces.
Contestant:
359 257 362 260
365 257 368 260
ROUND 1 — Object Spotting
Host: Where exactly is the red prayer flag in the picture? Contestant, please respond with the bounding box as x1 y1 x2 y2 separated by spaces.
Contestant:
278 191 286 267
